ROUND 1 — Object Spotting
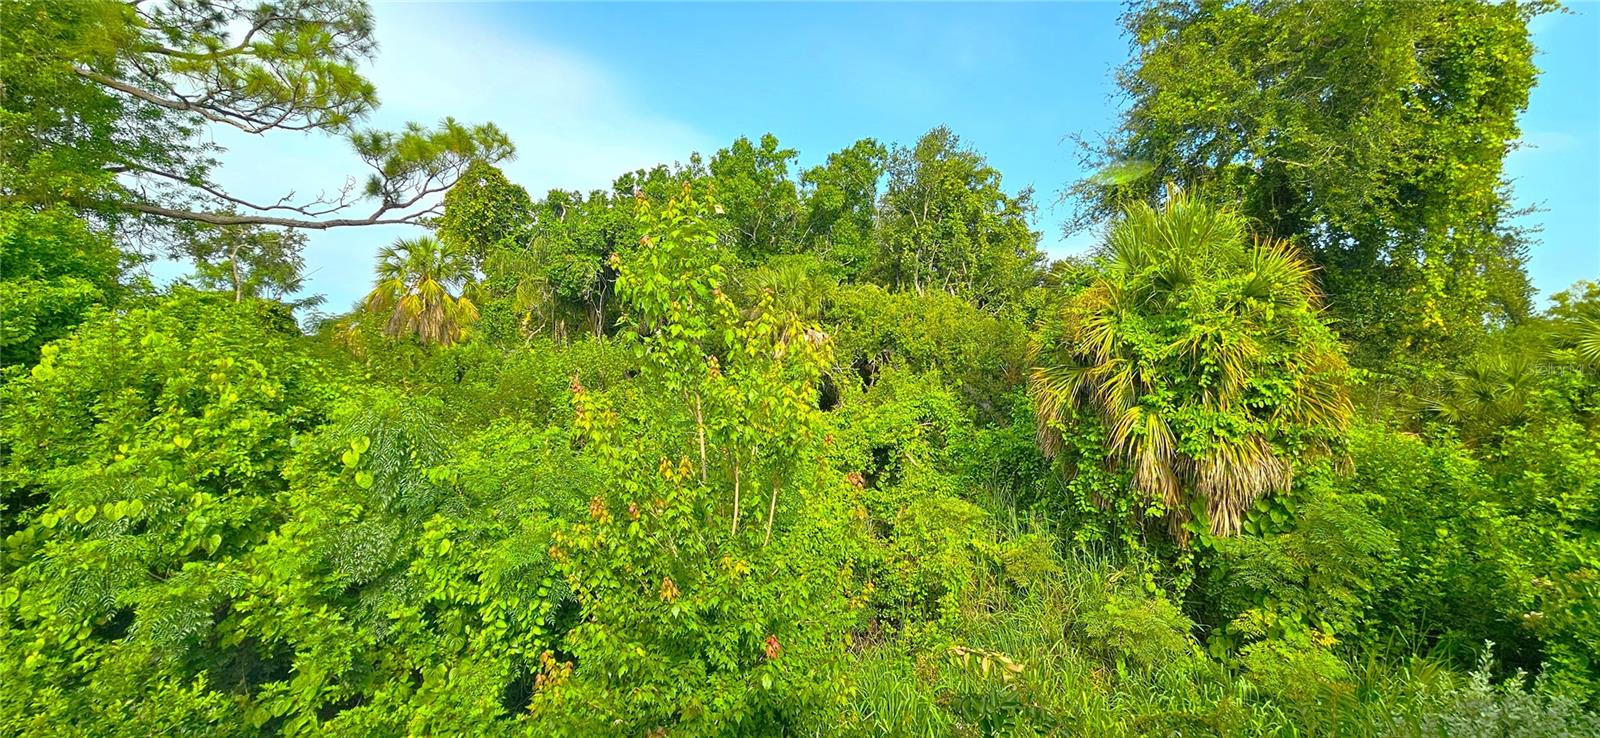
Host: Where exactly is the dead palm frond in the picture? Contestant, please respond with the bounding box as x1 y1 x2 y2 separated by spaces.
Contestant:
1029 190 1351 538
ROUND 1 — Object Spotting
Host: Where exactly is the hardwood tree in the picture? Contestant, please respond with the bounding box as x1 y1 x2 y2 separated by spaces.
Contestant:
876 127 1041 308
1072 0 1552 363
799 138 887 281
709 133 804 263
177 222 317 306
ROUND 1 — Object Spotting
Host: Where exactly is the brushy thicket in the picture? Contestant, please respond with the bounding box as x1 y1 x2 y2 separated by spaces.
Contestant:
3 0 1599 736
4 187 1596 736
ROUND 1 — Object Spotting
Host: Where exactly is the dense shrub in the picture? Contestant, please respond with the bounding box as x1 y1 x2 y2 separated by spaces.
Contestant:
0 291 339 734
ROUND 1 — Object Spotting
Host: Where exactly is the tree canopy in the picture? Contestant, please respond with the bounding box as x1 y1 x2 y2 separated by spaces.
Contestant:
1075 0 1552 364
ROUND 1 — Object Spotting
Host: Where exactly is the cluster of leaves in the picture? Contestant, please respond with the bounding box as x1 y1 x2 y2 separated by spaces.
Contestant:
0 206 127 368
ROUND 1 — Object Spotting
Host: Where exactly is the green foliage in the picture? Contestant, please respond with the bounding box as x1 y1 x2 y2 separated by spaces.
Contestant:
1418 650 1600 738
1081 0 1552 363
529 187 862 735
513 187 641 339
1 0 510 234
0 206 126 367
710 134 804 263
875 127 1042 308
800 138 886 281
437 160 535 268
1337 419 1600 697
729 255 838 324
349 117 516 214
1343 425 1534 656
230 394 587 735
176 223 317 307
3 1 1596 731
1030 192 1352 538
363 235 480 346
830 285 1029 423
1 0 198 213
1203 476 1397 656
1546 281 1600 369
1080 580 1196 672
0 290 336 734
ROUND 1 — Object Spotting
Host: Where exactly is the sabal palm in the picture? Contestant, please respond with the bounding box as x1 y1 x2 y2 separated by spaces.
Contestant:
1029 192 1351 537
1430 351 1539 445
1577 318 1600 366
733 258 836 322
363 235 480 346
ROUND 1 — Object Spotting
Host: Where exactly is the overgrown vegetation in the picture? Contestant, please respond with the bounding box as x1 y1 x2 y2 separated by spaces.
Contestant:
3 0 1596 735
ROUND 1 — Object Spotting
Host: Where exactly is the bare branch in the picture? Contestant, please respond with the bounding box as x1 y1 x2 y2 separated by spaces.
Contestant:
126 201 439 230
117 165 360 217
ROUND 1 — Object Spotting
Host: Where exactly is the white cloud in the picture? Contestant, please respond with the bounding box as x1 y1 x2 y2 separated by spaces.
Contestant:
192 3 714 313
364 4 713 193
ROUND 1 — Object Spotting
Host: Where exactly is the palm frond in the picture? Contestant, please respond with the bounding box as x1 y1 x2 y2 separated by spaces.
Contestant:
1027 191 1350 539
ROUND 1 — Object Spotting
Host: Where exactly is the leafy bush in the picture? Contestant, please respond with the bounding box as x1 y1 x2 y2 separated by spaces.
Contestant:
1417 651 1600 738
829 285 1028 423
0 205 126 368
0 290 338 734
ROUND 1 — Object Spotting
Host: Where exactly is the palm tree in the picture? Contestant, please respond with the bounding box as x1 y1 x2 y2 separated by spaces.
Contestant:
1429 350 1540 446
1029 191 1351 538
1577 318 1600 366
363 235 479 346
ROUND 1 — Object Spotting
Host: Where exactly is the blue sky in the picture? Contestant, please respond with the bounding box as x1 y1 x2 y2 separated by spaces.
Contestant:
189 1 1599 315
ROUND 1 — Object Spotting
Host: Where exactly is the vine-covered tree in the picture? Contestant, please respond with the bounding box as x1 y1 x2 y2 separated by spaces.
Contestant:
1074 0 1550 363
436 161 535 268
526 189 636 338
